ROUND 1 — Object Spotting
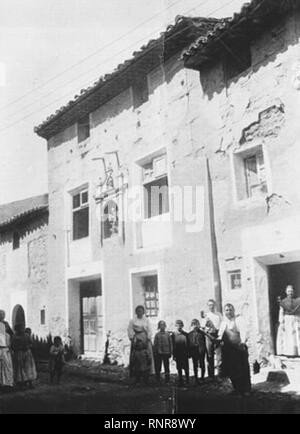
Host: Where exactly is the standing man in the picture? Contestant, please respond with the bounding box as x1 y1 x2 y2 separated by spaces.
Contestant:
202 299 223 379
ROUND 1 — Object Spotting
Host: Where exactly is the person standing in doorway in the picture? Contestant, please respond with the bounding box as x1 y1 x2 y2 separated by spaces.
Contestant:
202 299 223 379
276 285 300 356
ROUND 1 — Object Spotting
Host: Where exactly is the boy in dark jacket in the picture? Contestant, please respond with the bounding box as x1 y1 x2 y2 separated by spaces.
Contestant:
188 319 206 384
172 320 189 386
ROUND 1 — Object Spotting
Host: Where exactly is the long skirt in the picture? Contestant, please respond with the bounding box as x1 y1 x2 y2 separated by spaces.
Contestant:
276 314 300 356
0 348 14 387
221 343 251 394
13 349 37 383
129 339 154 378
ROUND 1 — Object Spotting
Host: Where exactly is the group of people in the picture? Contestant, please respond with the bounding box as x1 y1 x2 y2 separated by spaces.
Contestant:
127 300 251 396
0 310 37 391
0 309 66 392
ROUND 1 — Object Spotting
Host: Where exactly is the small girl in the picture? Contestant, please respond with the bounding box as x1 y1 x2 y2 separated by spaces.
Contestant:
49 336 65 384
172 320 189 386
188 319 206 384
154 320 172 383
11 323 37 389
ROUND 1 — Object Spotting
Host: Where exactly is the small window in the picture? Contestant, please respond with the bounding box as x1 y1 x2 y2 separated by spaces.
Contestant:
224 40 251 80
132 75 149 109
78 114 90 143
103 200 119 239
141 154 169 219
40 309 46 325
72 189 89 240
228 270 242 290
233 145 268 201
143 275 159 317
13 231 20 250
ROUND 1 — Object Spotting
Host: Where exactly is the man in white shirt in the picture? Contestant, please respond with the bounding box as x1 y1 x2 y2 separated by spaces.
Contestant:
202 299 223 378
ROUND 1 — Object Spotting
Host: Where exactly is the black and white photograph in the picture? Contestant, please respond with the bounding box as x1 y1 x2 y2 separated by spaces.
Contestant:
1 0 300 418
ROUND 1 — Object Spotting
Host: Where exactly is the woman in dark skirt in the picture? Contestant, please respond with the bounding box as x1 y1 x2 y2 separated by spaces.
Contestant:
218 304 251 395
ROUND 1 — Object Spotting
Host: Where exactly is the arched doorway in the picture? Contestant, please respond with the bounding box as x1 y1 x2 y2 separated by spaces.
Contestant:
12 304 26 329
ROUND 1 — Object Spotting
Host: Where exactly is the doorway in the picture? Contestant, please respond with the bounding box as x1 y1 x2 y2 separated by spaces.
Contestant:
12 304 26 329
80 279 103 354
268 261 300 354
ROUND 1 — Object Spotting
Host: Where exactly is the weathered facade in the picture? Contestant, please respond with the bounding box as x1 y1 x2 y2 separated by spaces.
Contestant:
183 0 300 356
0 195 49 337
35 0 300 363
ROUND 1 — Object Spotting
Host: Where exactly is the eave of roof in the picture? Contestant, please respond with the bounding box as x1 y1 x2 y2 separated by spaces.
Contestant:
34 15 227 140
0 194 49 231
182 0 300 68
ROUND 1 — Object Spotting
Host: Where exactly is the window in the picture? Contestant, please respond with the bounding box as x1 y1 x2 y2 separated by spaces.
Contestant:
132 74 149 109
78 114 90 143
72 189 89 240
228 270 242 290
244 151 267 198
224 40 251 80
143 275 159 317
103 200 119 239
40 309 46 325
233 145 268 201
142 154 169 219
12 231 20 250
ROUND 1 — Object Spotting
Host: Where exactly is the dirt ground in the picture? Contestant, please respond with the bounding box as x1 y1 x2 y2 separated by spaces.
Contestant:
1 370 300 414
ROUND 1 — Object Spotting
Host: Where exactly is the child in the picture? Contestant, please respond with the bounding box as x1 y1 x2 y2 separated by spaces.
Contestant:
172 320 189 386
154 320 172 383
188 319 206 384
11 323 37 389
49 336 65 384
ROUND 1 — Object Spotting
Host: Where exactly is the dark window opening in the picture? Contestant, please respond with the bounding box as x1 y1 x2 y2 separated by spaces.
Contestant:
132 74 149 109
78 114 90 143
143 275 159 318
13 231 20 250
40 309 46 325
103 201 119 239
224 40 252 80
144 176 169 219
72 190 89 240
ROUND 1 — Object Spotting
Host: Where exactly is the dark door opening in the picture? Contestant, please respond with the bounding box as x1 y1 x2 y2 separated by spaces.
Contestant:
80 280 103 354
12 304 26 330
268 261 300 354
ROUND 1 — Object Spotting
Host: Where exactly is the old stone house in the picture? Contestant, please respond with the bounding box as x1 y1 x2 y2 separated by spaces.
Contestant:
0 194 49 337
35 0 300 363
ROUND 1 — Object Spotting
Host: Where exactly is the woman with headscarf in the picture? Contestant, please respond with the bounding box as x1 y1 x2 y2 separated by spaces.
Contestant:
127 305 154 385
276 285 300 356
217 303 251 395
0 310 14 389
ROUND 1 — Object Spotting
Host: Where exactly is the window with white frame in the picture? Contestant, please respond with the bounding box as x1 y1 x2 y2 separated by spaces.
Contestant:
141 154 169 219
143 275 159 317
233 145 268 201
72 189 89 240
228 270 242 290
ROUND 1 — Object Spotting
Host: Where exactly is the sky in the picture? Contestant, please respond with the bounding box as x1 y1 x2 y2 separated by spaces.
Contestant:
0 0 246 205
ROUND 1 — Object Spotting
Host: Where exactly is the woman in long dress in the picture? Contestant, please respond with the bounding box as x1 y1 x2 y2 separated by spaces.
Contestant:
0 310 14 389
11 323 37 388
276 285 300 356
218 303 251 395
127 305 154 385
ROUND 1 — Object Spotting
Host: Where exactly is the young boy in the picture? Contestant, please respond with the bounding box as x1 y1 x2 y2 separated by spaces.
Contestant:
188 319 206 385
172 320 189 386
49 336 65 384
154 320 172 383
